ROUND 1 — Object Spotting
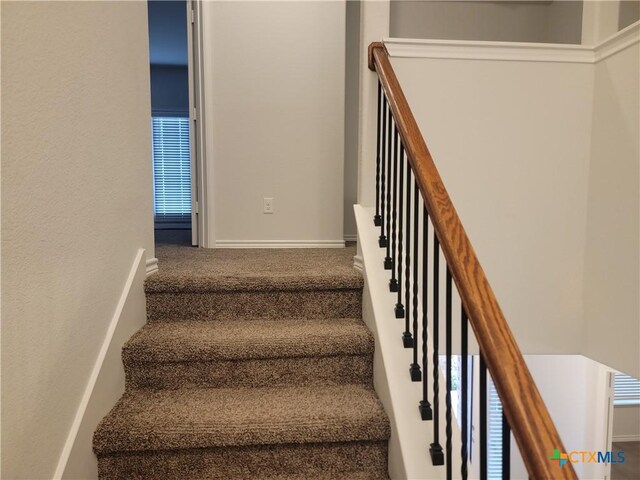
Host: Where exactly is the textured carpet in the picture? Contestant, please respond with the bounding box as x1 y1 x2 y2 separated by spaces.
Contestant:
612 442 640 480
94 245 390 479
146 289 363 323
146 245 364 293
123 318 375 390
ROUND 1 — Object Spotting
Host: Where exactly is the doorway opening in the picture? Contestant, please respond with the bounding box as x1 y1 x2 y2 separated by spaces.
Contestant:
148 0 196 247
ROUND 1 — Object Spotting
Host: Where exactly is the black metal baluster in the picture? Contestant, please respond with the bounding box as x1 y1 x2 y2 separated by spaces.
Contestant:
389 126 399 291
410 181 421 379
445 268 453 480
461 307 469 480
402 166 412 348
384 104 393 267
378 97 387 248
480 354 488 480
430 234 444 465
502 412 511 480
420 205 432 420
395 147 405 318
374 82 382 227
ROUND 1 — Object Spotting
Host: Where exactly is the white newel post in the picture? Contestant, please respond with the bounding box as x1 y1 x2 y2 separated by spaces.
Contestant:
356 0 390 209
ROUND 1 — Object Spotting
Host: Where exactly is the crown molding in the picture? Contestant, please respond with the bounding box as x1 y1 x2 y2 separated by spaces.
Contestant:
384 37 593 64
594 21 640 63
384 21 639 64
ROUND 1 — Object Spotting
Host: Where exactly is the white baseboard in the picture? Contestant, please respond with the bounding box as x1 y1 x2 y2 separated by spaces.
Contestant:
612 434 640 442
215 240 345 248
145 257 158 277
353 254 363 272
54 249 148 479
344 234 358 242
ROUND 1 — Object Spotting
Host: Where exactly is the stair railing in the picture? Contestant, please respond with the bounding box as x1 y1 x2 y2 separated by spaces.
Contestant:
368 42 577 480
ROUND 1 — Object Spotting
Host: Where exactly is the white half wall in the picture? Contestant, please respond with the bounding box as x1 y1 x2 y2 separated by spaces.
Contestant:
583 29 640 379
201 1 346 245
363 25 639 371
386 42 594 355
1 2 155 478
356 204 456 480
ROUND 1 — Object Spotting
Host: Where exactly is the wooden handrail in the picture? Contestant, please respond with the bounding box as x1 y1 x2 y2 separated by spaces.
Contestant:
369 42 577 480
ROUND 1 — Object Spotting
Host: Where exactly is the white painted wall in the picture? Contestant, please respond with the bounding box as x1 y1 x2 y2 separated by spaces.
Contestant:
356 0 390 209
547 0 585 44
344 0 361 241
613 405 640 442
390 0 583 44
1 2 155 478
582 0 623 44
509 355 612 480
201 1 346 246
619 0 640 30
388 49 594 355
582 37 640 379
465 355 612 480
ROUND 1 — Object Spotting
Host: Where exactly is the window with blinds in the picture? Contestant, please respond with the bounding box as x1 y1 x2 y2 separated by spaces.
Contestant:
487 377 503 479
614 373 640 406
450 355 474 463
151 117 191 225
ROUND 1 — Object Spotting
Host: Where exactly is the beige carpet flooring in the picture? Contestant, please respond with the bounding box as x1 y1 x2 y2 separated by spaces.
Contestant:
146 244 363 292
93 245 390 479
612 442 640 480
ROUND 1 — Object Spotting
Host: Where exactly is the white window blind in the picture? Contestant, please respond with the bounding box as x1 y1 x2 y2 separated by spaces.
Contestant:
487 377 503 479
151 117 191 222
614 373 640 406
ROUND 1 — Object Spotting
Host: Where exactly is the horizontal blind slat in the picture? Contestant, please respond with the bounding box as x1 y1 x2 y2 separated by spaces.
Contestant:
614 373 640 405
152 117 192 217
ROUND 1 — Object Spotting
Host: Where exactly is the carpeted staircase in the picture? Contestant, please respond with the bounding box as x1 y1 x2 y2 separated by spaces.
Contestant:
93 246 390 479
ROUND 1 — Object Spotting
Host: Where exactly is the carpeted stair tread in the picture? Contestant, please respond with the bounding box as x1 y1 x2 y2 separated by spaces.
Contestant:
257 473 387 479
145 245 363 293
123 317 373 363
94 384 390 455
96 441 389 479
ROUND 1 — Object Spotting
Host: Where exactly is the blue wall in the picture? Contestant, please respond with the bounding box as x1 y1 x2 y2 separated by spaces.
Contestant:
150 65 189 116
148 0 188 116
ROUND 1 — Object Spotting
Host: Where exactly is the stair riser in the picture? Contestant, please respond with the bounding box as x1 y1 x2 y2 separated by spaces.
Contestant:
124 355 373 390
98 441 388 480
146 290 362 322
